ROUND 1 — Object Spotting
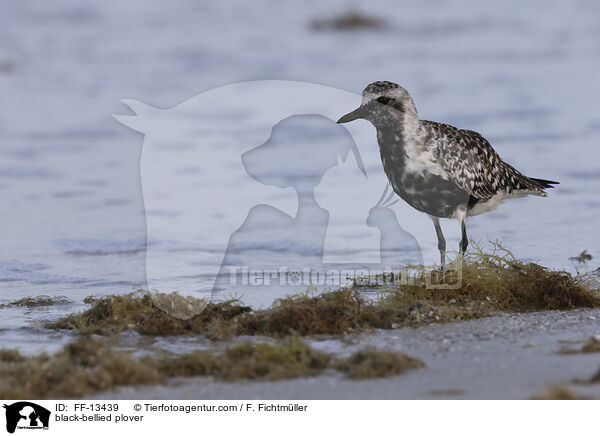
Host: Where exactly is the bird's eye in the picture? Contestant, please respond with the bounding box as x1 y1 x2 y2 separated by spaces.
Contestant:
376 96 390 105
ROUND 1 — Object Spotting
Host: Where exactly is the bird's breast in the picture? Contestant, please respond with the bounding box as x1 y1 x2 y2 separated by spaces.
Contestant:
377 137 469 218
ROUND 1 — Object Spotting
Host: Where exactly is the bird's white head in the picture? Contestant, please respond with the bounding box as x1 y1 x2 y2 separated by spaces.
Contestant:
337 81 418 127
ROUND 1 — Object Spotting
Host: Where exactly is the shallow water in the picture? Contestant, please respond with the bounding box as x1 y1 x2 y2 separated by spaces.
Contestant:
1 0 599 353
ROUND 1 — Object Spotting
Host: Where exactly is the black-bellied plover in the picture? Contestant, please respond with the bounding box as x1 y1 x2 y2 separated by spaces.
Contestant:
338 81 558 265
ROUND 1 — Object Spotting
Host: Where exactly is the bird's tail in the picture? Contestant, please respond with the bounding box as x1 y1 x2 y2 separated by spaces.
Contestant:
530 178 559 189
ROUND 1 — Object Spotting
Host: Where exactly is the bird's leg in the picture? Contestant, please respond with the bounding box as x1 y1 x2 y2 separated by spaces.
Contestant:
432 217 446 269
459 218 468 256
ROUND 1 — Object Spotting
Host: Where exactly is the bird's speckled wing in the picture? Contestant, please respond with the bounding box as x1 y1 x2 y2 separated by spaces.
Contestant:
421 120 545 199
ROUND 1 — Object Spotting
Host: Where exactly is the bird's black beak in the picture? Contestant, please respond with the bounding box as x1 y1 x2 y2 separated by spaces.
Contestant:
337 106 364 124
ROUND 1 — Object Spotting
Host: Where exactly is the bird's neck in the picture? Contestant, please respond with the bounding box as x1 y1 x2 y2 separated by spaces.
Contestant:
374 113 423 153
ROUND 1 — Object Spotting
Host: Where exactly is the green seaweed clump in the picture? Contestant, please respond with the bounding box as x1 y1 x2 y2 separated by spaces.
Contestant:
336 348 424 379
1 336 427 399
158 335 331 381
238 288 365 336
530 386 593 400
559 337 600 354
444 242 599 313
0 339 161 399
1 295 72 308
45 243 600 339
311 10 384 31
46 291 251 339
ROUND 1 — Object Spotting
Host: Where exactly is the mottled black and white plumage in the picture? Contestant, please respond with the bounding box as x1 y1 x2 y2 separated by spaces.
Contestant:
338 81 558 264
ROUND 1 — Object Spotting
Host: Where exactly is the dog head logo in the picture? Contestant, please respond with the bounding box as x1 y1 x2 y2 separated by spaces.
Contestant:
3 402 50 434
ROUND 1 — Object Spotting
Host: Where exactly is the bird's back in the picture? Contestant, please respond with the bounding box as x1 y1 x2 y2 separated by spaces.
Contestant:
420 120 553 201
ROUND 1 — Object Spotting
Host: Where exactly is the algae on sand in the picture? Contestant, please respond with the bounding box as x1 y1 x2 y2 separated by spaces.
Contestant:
559 337 600 354
46 243 600 339
0 338 162 399
335 348 425 379
0 295 72 308
46 291 251 338
45 288 370 339
530 386 594 400
157 335 331 381
311 10 385 31
0 336 424 399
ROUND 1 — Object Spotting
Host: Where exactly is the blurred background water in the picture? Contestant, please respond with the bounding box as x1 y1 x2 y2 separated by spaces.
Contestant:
1 0 599 352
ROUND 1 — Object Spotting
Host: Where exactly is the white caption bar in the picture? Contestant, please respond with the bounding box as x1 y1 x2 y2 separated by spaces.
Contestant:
1 400 596 436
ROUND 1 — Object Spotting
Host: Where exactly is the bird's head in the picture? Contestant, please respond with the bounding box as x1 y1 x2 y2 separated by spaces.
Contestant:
337 81 418 126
